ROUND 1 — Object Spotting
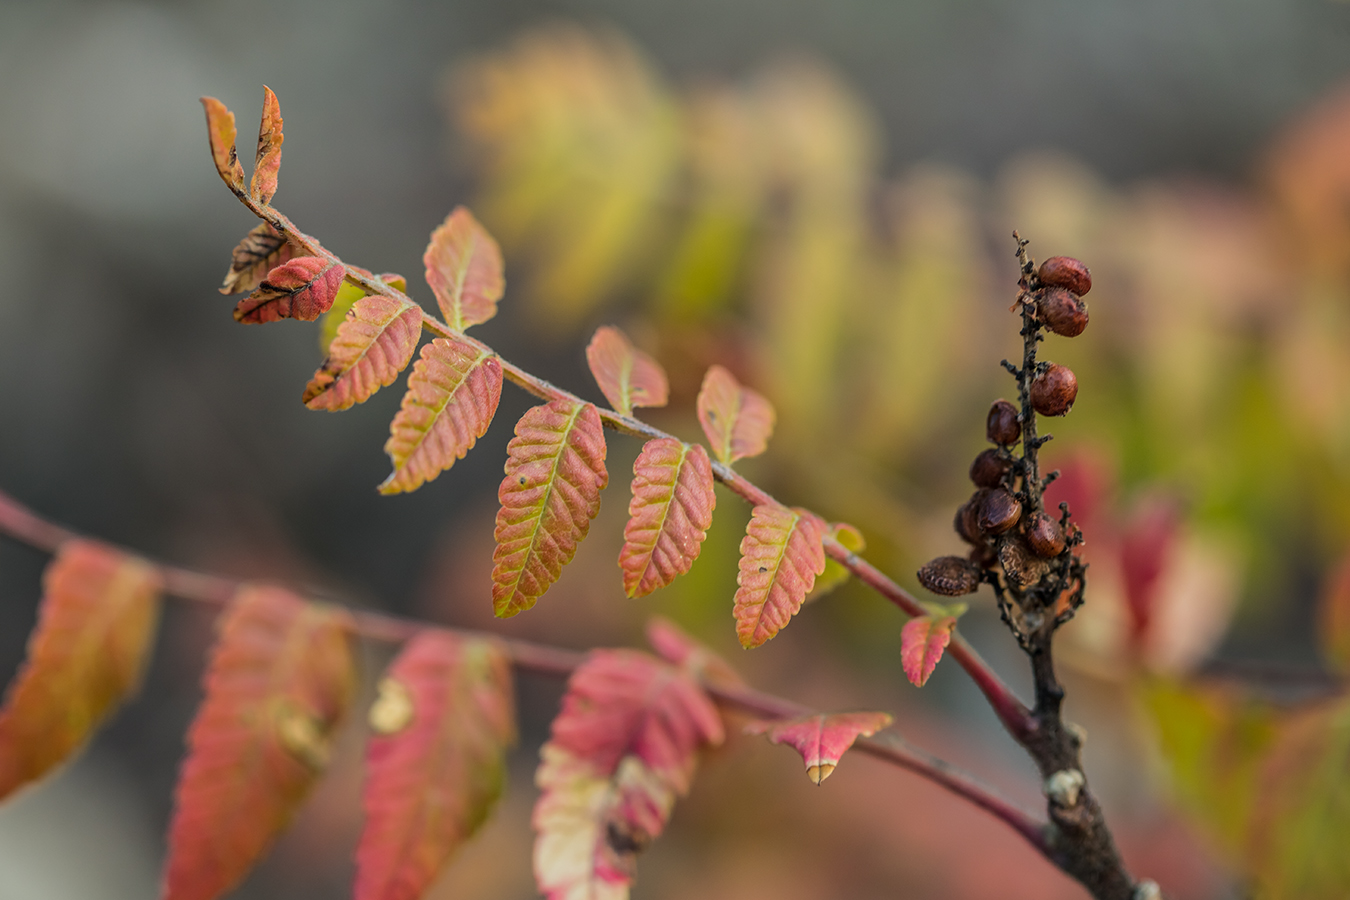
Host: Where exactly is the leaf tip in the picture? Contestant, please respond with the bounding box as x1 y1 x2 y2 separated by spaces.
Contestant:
807 763 835 785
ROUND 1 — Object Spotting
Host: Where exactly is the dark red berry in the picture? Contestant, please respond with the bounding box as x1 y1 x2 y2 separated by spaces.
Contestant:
978 488 1022 535
969 449 1011 488
986 399 1021 446
1025 512 1066 557
999 536 1051 589
917 555 982 596
1030 364 1078 417
1037 256 1091 296
955 490 989 543
1037 286 1089 338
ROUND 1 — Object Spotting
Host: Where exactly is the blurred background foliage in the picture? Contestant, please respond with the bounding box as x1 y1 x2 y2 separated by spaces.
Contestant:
3 2 1350 899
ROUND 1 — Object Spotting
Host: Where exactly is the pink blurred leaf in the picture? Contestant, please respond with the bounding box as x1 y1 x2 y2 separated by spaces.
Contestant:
901 615 957 687
424 207 504 331
303 295 422 411
619 438 715 598
733 505 826 648
250 86 283 205
696 365 774 466
645 617 743 688
234 256 344 324
585 326 669 417
220 223 294 295
745 711 892 785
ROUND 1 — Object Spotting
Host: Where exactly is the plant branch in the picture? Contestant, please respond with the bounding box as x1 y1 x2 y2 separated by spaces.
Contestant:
0 485 1049 861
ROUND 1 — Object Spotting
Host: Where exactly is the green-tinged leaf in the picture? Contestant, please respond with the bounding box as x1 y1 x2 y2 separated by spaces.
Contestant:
356 631 516 900
732 505 826 648
163 586 355 900
234 256 344 324
619 438 715 598
201 97 245 191
424 207 504 331
745 710 892 784
221 223 295 296
585 326 668 417
807 521 865 604
696 365 774 466
1319 556 1350 674
0 541 161 801
493 400 608 617
303 295 422 411
250 86 283 205
900 615 956 687
380 336 503 494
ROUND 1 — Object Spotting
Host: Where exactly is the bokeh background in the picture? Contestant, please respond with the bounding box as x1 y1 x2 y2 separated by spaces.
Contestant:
3 1 1350 898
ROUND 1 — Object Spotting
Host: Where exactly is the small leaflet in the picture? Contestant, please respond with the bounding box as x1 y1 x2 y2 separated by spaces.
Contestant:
423 207 504 332
619 438 715 598
251 86 284 205
303 295 422 411
162 586 354 900
234 256 345 324
532 650 723 900
220 223 295 295
492 400 609 618
806 521 866 604
0 541 162 800
745 711 893 785
355 631 516 900
201 97 245 191
380 336 504 494
732 505 827 648
585 326 669 417
696 365 775 466
900 614 958 687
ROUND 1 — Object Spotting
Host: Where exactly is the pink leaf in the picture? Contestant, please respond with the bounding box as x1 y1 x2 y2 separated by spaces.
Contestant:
234 256 344 324
424 207 504 331
745 711 892 784
696 365 775 466
585 326 669 417
733 505 827 648
901 615 957 687
303 295 422 411
619 438 715 598
645 617 743 689
250 86 283 205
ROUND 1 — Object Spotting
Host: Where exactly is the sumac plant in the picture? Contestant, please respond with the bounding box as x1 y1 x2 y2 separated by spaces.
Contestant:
0 89 1166 900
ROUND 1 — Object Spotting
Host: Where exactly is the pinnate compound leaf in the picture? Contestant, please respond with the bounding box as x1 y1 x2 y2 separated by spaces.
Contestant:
250 86 284 205
0 540 161 801
900 614 957 687
356 631 516 900
235 256 344 324
201 97 245 191
807 521 866 604
733 505 826 648
380 336 503 495
645 617 743 689
1318 555 1350 674
620 439 715 598
221 223 295 295
163 586 354 900
303 295 422 411
696 365 774 466
493 400 609 618
424 206 504 331
533 650 723 900
585 326 669 417
745 711 892 785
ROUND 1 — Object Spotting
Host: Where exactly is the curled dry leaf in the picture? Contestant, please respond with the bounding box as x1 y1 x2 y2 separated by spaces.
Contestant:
380 336 504 494
696 365 775 466
901 615 958 687
745 711 893 785
533 650 723 900
585 326 669 417
356 631 516 900
235 256 344 324
251 86 283 205
733 505 827 648
0 540 161 801
163 586 354 900
424 206 504 332
619 438 715 598
493 400 609 618
220 223 294 295
201 97 245 191
303 295 422 411
645 617 743 689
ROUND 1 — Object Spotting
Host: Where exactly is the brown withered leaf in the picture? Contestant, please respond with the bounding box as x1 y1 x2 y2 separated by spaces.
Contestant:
220 223 295 295
201 97 245 191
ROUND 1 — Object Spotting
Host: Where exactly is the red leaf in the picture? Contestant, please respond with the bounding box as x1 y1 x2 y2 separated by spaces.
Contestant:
0 541 161 800
234 256 344 324
901 615 957 687
619 439 715 598
163 586 355 900
201 97 245 191
585 326 669 417
355 631 516 900
303 295 422 411
533 650 722 900
733 505 826 648
424 206 504 332
1319 555 1350 674
380 336 503 494
696 365 775 466
250 86 284 205
220 223 295 296
493 400 609 618
645 617 743 688
745 711 892 784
